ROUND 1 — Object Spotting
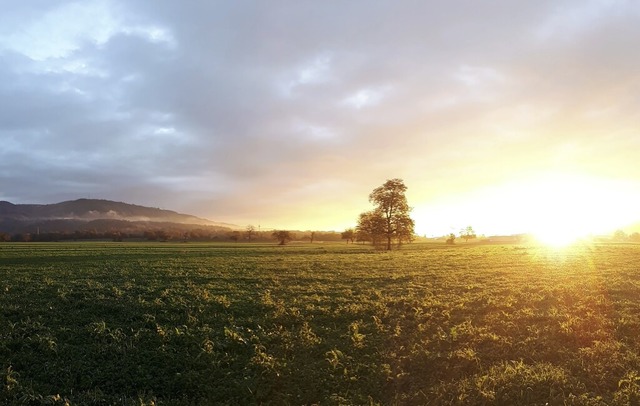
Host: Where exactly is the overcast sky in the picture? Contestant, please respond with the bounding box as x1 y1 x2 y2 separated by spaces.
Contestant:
2 0 640 236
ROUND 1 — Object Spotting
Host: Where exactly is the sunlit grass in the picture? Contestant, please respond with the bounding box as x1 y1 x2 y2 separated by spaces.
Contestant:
1 241 640 404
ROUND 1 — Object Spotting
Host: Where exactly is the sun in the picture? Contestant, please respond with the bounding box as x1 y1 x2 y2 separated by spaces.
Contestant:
412 171 639 241
520 172 632 247
532 228 584 247
527 202 591 247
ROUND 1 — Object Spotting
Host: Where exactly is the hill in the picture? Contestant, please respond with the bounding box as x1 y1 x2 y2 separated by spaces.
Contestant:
0 199 231 225
0 199 237 237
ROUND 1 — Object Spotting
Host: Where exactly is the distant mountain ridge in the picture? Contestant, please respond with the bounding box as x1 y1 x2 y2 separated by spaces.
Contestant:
0 199 235 228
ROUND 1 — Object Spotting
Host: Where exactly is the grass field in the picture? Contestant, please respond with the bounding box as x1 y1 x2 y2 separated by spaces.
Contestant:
2 241 640 405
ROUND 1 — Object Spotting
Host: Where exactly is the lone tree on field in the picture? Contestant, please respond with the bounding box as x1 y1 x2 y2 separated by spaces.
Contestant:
460 226 477 242
357 178 415 250
272 230 292 245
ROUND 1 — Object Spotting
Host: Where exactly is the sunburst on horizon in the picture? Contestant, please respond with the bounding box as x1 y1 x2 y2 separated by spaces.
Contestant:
412 171 640 240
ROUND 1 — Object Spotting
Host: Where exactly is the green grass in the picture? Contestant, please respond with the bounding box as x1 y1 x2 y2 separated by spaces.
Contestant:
2 241 640 405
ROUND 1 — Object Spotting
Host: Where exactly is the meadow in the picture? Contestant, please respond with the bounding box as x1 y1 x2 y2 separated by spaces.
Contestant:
2 241 640 405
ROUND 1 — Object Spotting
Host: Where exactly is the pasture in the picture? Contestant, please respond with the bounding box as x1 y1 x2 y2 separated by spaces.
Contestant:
1 241 640 405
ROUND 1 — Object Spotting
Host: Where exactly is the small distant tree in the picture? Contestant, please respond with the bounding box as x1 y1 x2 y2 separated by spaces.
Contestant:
244 225 256 241
446 233 456 245
460 226 477 242
613 229 628 241
11 233 31 242
228 230 241 242
272 230 292 245
630 232 640 243
341 228 355 244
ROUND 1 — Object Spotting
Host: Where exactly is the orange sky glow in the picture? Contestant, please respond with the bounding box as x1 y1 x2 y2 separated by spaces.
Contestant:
259 171 640 239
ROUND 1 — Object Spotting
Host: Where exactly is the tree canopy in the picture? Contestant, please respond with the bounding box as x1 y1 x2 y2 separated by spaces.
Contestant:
460 226 477 242
357 178 415 250
272 230 293 245
341 228 355 244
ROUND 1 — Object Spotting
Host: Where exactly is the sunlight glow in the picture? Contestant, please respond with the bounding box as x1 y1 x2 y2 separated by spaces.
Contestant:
532 228 584 247
524 173 635 246
412 172 640 239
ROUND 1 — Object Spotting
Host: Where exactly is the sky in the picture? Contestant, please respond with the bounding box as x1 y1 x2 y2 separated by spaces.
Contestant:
1 0 640 237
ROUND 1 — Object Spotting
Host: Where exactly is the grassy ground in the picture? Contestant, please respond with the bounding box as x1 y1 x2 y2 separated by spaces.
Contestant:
2 241 640 405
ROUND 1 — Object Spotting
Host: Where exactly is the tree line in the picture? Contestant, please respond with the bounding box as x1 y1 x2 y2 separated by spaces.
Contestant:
0 228 238 243
0 227 347 243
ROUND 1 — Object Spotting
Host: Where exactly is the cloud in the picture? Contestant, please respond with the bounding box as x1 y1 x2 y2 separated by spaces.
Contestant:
1 0 639 234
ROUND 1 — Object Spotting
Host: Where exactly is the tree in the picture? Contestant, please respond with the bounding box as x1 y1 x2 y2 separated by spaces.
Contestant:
341 228 355 244
272 230 292 245
244 225 256 241
356 211 383 246
613 229 627 241
357 178 415 250
228 230 241 242
11 233 31 242
460 226 476 242
446 233 456 245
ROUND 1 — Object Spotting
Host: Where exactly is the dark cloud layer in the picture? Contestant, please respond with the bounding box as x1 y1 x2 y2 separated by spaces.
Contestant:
2 0 639 233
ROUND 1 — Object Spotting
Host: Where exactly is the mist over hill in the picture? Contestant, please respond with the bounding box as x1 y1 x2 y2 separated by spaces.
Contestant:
0 199 237 236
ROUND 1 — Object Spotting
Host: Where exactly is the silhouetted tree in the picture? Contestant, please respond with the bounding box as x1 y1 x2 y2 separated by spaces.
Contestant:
156 230 170 242
358 178 415 250
272 230 292 245
356 210 384 247
11 233 31 242
460 226 477 242
228 231 241 242
341 228 355 244
446 233 456 245
244 225 256 241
